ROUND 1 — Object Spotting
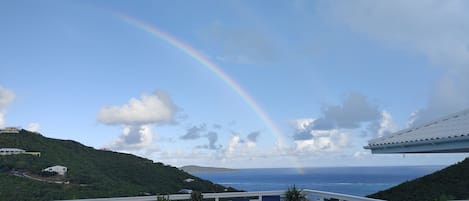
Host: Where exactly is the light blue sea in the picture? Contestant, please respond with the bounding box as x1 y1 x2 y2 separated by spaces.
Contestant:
193 166 444 196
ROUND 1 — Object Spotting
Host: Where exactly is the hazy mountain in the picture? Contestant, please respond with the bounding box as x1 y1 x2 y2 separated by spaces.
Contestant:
180 165 237 174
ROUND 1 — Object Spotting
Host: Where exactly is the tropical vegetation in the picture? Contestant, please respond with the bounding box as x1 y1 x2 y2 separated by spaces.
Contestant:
284 185 306 201
190 191 203 201
0 130 235 201
368 157 469 201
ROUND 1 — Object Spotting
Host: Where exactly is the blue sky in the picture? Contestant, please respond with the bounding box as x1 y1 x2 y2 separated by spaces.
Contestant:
1 0 469 168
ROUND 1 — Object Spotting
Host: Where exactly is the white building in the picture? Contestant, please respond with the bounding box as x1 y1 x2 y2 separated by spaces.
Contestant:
184 178 195 182
43 165 68 176
178 189 193 194
0 148 26 155
0 127 20 134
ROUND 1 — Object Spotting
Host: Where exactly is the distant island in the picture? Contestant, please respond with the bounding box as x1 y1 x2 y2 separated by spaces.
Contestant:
180 165 238 174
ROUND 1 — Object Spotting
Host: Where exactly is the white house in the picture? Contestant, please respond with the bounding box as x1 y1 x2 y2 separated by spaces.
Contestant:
43 165 68 176
0 127 20 134
184 178 195 182
0 148 26 155
178 189 193 194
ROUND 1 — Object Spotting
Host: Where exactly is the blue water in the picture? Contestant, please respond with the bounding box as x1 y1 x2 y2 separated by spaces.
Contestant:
194 166 444 196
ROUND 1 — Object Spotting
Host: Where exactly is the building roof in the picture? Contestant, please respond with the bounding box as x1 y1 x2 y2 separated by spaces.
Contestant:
0 127 20 133
45 165 67 169
0 148 26 152
364 108 469 153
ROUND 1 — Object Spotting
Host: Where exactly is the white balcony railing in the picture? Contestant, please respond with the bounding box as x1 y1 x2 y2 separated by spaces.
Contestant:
57 189 385 201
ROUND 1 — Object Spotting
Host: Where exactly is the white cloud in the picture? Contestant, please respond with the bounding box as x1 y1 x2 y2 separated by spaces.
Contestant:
377 111 397 137
0 86 15 110
97 90 177 125
158 148 228 167
290 94 393 154
406 111 418 128
0 114 5 128
353 150 370 158
225 135 241 159
0 86 15 127
109 124 155 150
98 90 178 155
224 133 263 159
368 111 398 138
27 122 41 132
292 119 349 153
292 118 315 131
294 129 349 153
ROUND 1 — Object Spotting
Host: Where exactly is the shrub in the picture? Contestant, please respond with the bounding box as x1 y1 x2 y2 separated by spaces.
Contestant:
191 191 203 201
157 195 170 201
285 185 307 201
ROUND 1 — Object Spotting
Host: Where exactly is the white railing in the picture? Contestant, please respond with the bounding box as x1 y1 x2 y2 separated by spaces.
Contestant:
56 189 385 201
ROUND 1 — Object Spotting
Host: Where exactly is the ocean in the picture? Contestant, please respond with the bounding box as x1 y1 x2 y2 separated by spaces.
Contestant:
193 166 444 196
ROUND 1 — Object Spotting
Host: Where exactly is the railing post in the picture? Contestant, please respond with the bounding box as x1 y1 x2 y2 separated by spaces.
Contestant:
215 197 219 201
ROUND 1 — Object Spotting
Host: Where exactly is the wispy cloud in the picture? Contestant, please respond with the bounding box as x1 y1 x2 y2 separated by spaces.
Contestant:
203 22 276 64
0 86 15 127
180 124 206 140
246 131 260 143
27 122 41 132
181 123 222 150
324 0 469 125
206 131 219 150
311 93 380 130
325 0 469 69
212 124 222 129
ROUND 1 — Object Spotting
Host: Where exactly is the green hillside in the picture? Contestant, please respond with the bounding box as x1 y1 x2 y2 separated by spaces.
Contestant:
0 129 233 201
368 157 469 201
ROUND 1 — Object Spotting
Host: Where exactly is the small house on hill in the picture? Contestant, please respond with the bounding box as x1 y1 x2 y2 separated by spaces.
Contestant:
178 189 193 194
184 178 195 182
0 127 20 134
43 165 68 176
0 148 41 157
0 148 26 155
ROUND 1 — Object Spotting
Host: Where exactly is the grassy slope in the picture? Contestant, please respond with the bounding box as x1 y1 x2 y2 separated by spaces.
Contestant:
0 130 231 201
368 157 469 201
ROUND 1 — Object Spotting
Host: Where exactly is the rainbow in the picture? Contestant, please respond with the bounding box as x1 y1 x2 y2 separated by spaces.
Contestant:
117 14 303 173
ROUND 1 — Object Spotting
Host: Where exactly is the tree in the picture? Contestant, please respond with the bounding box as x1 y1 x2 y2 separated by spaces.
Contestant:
285 185 307 201
191 191 203 201
156 195 171 201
